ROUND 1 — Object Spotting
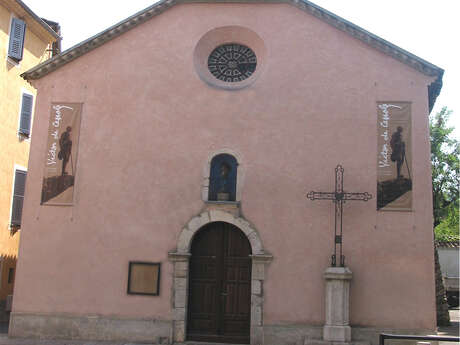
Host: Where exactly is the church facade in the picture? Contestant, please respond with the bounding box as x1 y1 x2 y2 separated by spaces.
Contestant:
11 1 443 344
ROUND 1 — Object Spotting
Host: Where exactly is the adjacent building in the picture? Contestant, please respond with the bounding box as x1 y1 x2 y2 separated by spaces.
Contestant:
12 1 443 344
0 0 59 317
436 240 459 307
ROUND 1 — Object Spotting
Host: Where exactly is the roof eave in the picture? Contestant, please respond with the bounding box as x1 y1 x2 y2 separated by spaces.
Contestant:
21 0 443 110
13 0 60 40
21 0 175 81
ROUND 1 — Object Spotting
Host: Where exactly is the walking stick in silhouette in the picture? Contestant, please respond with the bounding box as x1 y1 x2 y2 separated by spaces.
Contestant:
69 151 74 176
401 143 411 180
404 155 411 180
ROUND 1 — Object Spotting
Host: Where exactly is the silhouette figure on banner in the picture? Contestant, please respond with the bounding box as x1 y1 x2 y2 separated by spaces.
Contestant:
390 126 410 179
41 126 75 204
377 126 412 209
58 126 73 176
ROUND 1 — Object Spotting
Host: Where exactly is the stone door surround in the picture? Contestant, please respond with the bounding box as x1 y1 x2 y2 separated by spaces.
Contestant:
168 210 272 344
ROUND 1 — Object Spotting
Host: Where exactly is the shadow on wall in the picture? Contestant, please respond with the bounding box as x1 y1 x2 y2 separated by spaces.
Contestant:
0 254 17 323
0 14 9 36
25 29 54 61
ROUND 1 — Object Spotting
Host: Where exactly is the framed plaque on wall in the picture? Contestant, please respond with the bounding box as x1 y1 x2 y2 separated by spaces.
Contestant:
127 262 161 296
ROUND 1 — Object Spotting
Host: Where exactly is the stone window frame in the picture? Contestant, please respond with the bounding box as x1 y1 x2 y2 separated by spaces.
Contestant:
207 43 257 83
168 210 272 345
193 26 266 91
202 149 244 203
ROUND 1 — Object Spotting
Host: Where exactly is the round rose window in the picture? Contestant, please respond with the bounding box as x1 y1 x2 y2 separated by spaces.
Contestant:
207 43 257 82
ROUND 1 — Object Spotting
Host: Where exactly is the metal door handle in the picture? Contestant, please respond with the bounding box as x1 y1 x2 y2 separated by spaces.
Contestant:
221 292 229 296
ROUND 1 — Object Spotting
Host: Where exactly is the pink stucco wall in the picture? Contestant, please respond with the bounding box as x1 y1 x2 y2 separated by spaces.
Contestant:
14 3 436 330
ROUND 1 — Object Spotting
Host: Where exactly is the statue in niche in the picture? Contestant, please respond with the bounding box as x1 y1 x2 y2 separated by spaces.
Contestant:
208 154 237 202
217 162 231 201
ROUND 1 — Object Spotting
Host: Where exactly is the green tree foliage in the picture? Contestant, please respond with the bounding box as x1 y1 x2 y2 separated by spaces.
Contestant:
435 203 459 241
430 107 459 241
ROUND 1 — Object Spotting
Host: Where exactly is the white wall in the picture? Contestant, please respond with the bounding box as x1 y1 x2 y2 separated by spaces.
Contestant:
438 248 459 278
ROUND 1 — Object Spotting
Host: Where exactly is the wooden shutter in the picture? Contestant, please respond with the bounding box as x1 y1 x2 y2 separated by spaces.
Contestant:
19 93 33 136
8 18 26 61
11 170 27 227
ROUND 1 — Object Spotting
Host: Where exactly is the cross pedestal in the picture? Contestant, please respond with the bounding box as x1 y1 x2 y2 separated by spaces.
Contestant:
323 266 352 343
306 165 371 345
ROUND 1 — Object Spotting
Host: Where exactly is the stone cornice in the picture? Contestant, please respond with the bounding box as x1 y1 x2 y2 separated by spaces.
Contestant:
20 0 443 109
21 0 176 81
324 266 353 280
168 252 191 262
250 254 274 263
291 0 441 78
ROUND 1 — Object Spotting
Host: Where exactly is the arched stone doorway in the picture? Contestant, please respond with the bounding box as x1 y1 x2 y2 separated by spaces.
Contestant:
168 210 272 345
187 222 251 343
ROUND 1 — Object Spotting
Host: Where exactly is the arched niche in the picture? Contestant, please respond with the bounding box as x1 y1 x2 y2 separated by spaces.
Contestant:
202 149 244 203
208 154 237 202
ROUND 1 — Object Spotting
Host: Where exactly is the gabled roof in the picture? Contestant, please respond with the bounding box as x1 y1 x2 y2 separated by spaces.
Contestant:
20 0 443 111
0 0 60 42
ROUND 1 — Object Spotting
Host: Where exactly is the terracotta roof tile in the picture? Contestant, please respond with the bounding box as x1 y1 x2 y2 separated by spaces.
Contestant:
436 240 460 248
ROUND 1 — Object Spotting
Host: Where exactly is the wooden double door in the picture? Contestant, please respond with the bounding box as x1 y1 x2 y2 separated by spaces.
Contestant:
187 222 252 344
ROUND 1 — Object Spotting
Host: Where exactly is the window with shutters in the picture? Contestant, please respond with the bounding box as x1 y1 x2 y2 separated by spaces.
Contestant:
10 169 27 229
208 154 238 202
18 92 33 137
8 17 26 62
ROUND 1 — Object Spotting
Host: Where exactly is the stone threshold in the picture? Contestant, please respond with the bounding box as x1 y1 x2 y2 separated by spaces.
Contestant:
305 340 370 345
175 342 248 345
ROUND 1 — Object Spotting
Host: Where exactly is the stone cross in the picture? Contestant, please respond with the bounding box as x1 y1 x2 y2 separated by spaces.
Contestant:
307 164 372 267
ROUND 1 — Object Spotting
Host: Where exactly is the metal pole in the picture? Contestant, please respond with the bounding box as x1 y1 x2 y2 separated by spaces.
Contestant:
380 333 459 343
333 201 338 267
339 200 344 267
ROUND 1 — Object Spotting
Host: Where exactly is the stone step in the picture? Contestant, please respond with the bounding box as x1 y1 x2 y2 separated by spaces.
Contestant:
305 340 371 345
177 342 249 345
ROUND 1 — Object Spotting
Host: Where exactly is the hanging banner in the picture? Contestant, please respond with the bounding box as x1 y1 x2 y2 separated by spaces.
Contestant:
41 103 83 205
377 102 412 211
